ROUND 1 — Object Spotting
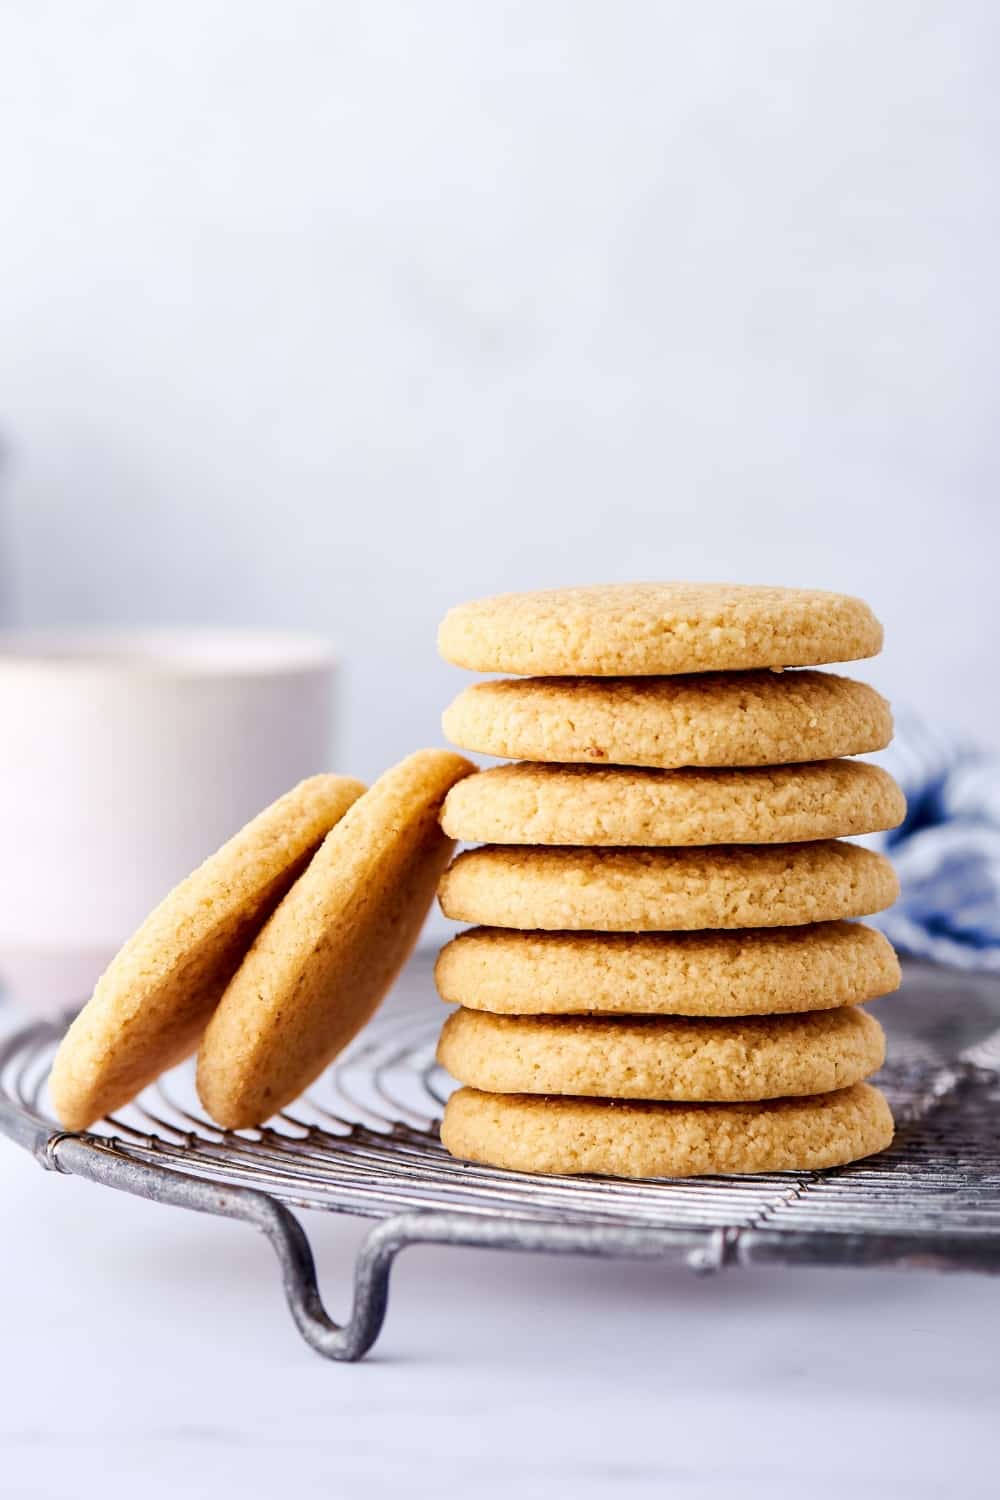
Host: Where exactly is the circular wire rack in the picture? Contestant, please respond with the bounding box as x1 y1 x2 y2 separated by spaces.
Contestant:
2 956 999 1360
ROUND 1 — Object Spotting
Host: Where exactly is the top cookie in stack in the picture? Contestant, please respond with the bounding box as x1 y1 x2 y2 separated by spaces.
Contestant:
433 583 904 1180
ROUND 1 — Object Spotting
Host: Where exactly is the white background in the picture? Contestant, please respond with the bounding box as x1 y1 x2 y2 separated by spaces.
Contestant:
1 1 998 783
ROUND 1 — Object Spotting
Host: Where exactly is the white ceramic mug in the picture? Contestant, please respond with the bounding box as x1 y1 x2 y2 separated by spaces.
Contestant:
0 628 336 1012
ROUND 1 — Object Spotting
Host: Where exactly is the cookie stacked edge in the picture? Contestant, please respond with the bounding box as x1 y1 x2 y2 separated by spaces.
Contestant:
433 582 902 1180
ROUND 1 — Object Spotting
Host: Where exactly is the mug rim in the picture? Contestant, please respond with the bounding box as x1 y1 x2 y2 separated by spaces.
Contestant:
0 626 337 677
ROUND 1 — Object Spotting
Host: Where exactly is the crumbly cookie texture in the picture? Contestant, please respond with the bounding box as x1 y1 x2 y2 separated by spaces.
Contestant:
441 1083 894 1177
438 1006 885 1102
442 671 891 769
440 759 904 846
438 583 883 676
434 922 901 1016
438 841 899 932
49 774 366 1132
196 750 474 1130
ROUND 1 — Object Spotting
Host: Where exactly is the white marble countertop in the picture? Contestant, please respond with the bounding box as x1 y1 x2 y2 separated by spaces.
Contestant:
2 962 999 1499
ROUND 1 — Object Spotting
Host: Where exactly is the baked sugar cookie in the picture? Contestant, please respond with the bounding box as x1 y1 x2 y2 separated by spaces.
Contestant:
438 1006 885 1102
49 774 366 1132
440 760 904 846
438 583 883 676
438 841 899 932
197 749 474 1129
441 1083 894 1177
442 671 891 769
434 922 900 1016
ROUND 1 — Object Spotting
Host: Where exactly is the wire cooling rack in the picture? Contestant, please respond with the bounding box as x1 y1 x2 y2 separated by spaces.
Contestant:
1 955 999 1361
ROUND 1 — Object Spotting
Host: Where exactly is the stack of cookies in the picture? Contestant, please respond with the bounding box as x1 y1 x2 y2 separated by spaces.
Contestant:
433 584 904 1179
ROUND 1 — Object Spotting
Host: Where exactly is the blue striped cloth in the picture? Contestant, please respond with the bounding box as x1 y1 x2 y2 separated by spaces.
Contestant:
868 713 1000 973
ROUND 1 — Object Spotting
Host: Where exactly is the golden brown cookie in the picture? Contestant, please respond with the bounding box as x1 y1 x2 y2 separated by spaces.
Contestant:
438 841 898 932
442 671 891 769
434 922 900 1016
438 583 883 676
440 760 904 846
49 775 366 1132
196 750 474 1129
441 1083 894 1177
437 1006 885 1102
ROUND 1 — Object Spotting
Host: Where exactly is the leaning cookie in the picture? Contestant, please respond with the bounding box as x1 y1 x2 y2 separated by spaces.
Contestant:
435 922 901 1017
196 749 474 1129
438 582 883 676
440 760 905 846
441 1084 895 1178
442 671 891 769
438 1006 885 1102
438 841 899 932
49 774 366 1132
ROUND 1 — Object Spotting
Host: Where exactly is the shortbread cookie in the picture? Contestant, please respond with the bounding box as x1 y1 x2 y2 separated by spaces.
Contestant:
435 922 900 1016
440 760 904 846
438 841 898 932
197 750 474 1129
441 1083 894 1177
49 775 366 1132
438 583 883 676
442 671 891 769
438 1006 885 1102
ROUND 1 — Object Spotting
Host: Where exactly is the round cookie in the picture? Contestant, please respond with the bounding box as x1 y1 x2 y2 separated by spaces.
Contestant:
438 841 899 932
437 1006 885 1102
442 671 891 769
440 760 904 846
435 922 901 1016
49 774 366 1132
440 1083 895 1178
438 583 883 676
197 749 474 1129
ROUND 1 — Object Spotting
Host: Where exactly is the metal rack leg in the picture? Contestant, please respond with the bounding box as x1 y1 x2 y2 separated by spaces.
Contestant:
46 1134 398 1361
